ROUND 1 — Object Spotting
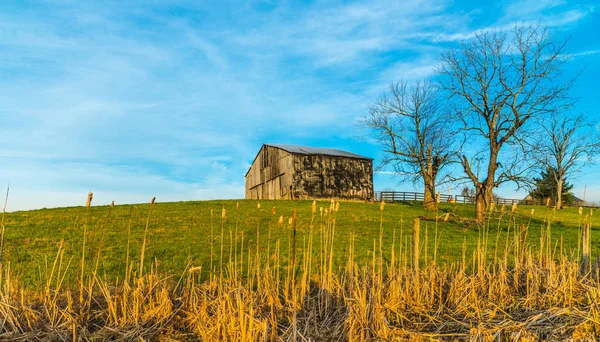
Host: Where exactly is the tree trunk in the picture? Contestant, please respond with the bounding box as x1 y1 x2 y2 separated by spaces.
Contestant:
475 190 486 223
556 178 563 210
474 183 493 223
423 146 438 210
423 183 437 210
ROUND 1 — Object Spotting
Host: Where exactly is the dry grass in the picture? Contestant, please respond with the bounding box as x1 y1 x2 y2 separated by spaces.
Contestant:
0 198 599 341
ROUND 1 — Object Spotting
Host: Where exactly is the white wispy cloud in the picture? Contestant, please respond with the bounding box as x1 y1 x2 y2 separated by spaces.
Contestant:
559 49 600 59
433 1 594 42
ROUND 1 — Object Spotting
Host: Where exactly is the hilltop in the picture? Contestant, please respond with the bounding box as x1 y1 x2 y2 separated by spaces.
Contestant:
1 199 593 286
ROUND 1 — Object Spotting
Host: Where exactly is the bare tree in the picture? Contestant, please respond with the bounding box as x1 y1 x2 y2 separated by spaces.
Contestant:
532 113 600 209
364 80 454 210
437 25 573 222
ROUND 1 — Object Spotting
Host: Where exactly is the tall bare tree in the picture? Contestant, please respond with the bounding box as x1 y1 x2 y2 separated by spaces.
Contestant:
437 25 573 222
532 113 600 209
364 80 454 210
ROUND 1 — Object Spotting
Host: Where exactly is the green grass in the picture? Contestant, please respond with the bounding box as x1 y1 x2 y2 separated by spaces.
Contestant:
1 199 596 287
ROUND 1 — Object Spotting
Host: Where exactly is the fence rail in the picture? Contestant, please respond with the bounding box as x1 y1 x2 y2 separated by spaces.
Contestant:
374 191 597 208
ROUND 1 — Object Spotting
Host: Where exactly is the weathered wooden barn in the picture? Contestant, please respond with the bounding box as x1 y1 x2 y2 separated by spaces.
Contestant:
245 144 374 200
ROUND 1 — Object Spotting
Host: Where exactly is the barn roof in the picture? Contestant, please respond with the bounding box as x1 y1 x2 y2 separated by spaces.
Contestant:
267 144 372 160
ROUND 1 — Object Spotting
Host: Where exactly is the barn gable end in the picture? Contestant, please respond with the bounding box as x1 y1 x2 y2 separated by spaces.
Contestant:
245 144 373 200
245 145 294 200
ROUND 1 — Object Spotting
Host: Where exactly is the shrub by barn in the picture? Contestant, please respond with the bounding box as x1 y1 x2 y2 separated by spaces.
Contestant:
245 144 374 200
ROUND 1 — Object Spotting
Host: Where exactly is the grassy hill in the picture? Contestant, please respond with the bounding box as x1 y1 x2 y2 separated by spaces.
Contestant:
1 199 599 340
1 199 595 286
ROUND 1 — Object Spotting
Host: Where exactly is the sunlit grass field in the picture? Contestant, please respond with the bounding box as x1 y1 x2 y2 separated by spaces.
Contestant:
2 199 595 287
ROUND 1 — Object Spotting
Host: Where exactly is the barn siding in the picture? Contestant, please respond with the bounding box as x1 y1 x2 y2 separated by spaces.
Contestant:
245 145 294 200
292 155 373 200
245 145 373 200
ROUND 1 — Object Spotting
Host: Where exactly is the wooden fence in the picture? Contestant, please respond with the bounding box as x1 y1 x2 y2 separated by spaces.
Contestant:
374 191 596 207
375 191 478 204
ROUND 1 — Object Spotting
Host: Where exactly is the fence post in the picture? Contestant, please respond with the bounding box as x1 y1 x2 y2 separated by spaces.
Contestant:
581 223 591 276
413 218 420 272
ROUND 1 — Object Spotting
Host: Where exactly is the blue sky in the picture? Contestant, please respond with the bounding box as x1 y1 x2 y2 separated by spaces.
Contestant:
0 0 598 211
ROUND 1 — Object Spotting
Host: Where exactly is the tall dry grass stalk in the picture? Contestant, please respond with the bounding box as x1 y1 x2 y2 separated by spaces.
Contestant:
125 205 134 281
139 197 156 278
79 191 93 306
412 218 420 271
0 184 9 265
1 198 600 340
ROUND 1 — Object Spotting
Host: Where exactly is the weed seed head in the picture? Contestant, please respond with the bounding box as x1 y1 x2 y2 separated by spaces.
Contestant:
86 192 93 208
189 266 202 273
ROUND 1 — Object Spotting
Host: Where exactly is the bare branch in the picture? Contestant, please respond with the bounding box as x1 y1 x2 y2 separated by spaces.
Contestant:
437 24 575 221
363 80 456 209
528 112 600 208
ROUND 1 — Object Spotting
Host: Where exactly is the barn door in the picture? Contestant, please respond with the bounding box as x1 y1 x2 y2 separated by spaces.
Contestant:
273 176 281 199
